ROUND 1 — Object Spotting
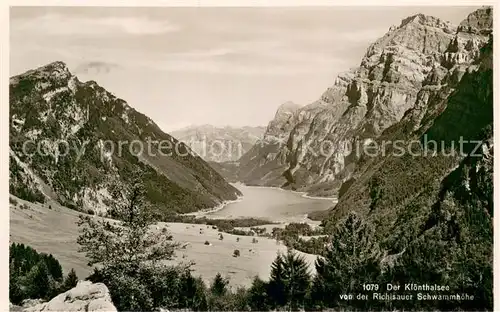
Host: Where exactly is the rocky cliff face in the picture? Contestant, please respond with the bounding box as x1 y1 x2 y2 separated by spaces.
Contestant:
316 10 493 309
237 8 492 197
236 101 304 186
323 30 493 229
170 124 265 163
9 62 241 215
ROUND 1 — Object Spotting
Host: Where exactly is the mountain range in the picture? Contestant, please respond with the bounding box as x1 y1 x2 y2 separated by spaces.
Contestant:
170 124 265 163
234 8 493 200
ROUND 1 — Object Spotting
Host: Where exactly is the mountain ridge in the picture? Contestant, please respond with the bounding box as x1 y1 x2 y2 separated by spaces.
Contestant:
170 124 266 163
9 61 241 216
235 7 492 197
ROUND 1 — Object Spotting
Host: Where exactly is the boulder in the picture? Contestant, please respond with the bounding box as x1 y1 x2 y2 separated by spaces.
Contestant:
23 281 116 312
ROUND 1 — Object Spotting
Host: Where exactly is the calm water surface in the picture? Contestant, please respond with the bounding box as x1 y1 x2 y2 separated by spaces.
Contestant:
206 183 335 223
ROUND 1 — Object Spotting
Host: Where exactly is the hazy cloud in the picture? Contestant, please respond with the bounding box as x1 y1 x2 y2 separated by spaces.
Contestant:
74 61 122 75
11 13 180 37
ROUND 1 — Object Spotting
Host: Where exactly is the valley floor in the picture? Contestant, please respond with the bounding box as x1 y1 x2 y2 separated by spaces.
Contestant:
10 198 318 288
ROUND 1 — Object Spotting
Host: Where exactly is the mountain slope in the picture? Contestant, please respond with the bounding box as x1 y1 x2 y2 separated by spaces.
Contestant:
317 11 493 310
237 8 492 198
236 101 306 186
9 62 241 215
170 124 265 163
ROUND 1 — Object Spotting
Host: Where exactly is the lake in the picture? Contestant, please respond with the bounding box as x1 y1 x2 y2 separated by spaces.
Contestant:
204 183 335 223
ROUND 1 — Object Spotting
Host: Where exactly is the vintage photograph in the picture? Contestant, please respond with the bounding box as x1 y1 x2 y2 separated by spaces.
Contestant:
8 4 493 311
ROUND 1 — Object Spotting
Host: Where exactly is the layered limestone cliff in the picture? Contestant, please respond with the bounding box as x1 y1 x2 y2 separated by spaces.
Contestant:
318 31 493 309
238 8 492 197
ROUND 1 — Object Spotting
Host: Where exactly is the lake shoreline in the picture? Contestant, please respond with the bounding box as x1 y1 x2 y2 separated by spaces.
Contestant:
290 190 337 201
195 183 332 224
183 195 244 218
237 182 337 201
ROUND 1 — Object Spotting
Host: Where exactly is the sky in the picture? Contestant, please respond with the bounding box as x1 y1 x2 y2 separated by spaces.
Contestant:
10 6 478 132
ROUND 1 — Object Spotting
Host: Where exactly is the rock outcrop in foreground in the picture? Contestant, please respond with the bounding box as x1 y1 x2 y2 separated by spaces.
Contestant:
237 7 492 197
22 281 116 312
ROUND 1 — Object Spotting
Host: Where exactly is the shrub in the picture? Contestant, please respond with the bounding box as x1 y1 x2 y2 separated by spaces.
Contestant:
228 229 253 236
9 197 18 206
204 241 210 245
60 268 78 293
233 250 240 257
10 184 45 204
251 227 267 235
87 254 197 311
105 272 154 311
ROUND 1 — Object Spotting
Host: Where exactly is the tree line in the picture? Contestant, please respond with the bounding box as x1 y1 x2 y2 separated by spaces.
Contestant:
9 243 78 304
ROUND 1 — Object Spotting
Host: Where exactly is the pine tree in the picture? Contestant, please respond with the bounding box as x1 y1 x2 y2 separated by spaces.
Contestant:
179 270 197 308
309 257 327 310
77 172 177 274
27 261 51 299
268 253 287 308
248 276 271 311
282 251 311 311
312 212 378 308
179 270 207 310
9 261 23 305
269 251 311 311
208 273 232 311
191 276 208 311
61 268 79 292
42 253 63 282
210 273 229 297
